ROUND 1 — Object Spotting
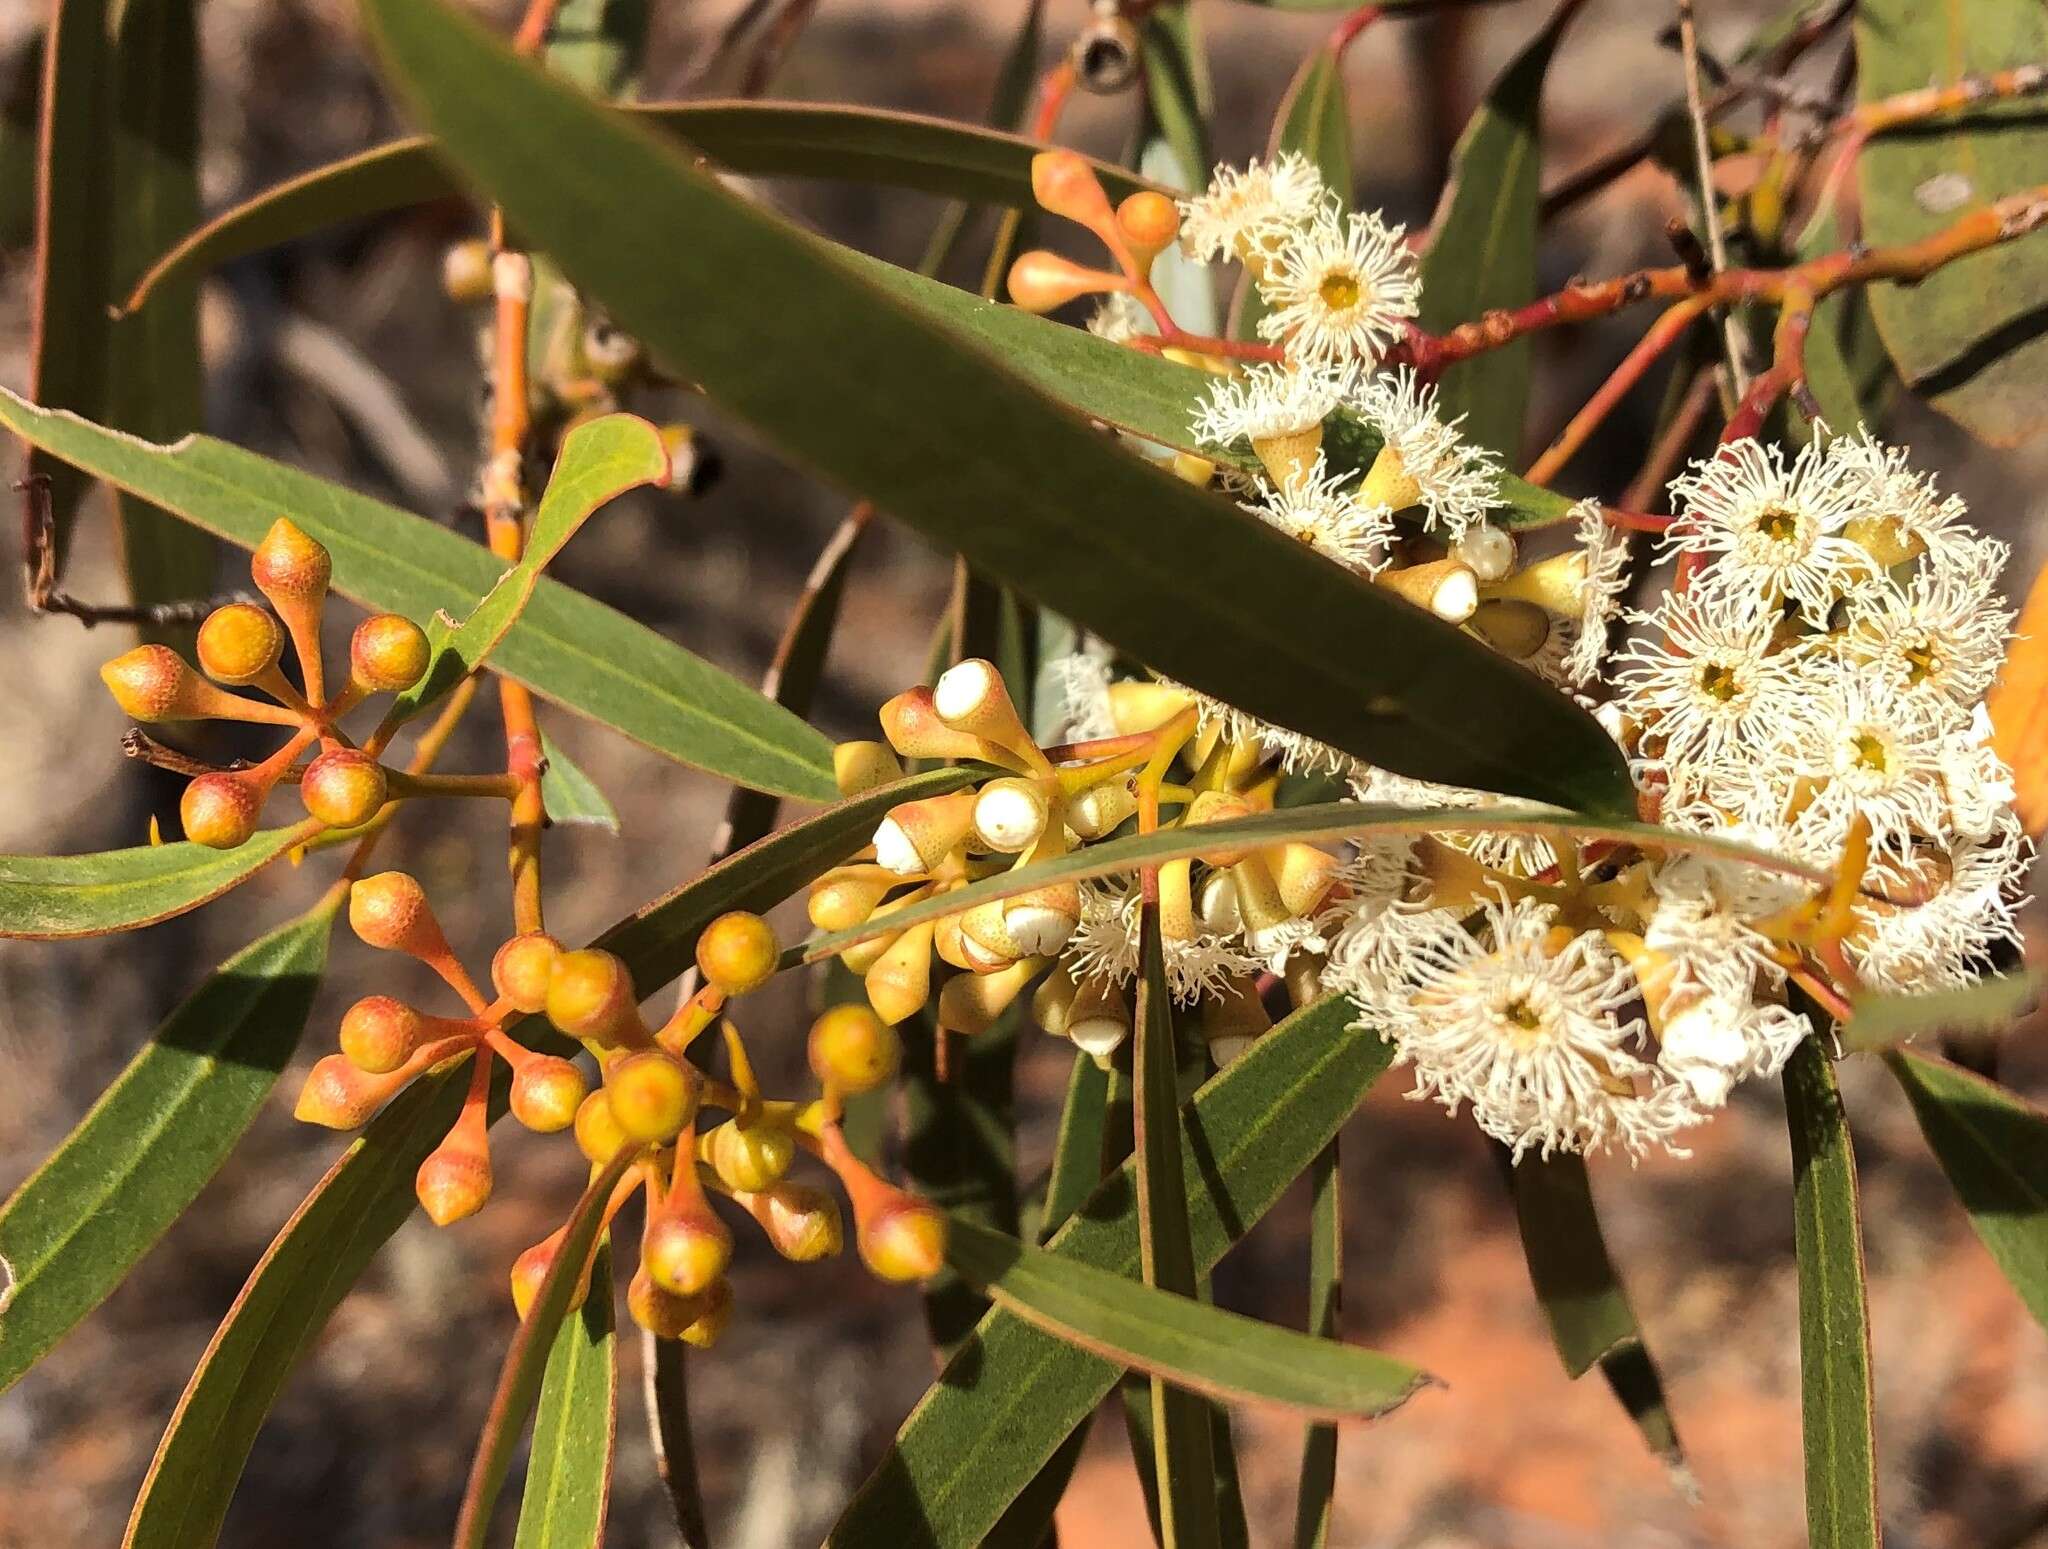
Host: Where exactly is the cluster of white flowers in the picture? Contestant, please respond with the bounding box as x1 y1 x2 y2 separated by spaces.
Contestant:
1037 154 2031 1163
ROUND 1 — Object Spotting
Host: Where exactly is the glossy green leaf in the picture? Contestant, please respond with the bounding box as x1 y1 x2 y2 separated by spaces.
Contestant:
830 994 1401 1547
121 773 963 1547
1886 1049 2048 1330
457 1148 637 1549
123 1057 479 1549
1783 1039 1880 1549
0 898 336 1395
1418 0 1583 459
538 730 619 831
1855 0 2048 445
1499 1150 1686 1472
947 1217 1428 1422
121 102 1158 314
514 1241 616 1549
0 389 837 802
357 0 1634 815
106 0 216 640
1131 907 1220 1548
1292 1138 1341 1549
0 824 314 940
388 413 669 723
1844 970 2040 1052
803 798 1826 961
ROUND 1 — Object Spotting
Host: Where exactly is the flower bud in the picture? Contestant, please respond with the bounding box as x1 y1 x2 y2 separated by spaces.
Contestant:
294 1052 407 1128
300 748 388 829
1197 870 1241 934
1117 191 1181 264
873 789 978 876
605 1050 698 1143
878 687 991 763
491 931 562 1013
195 603 285 685
1268 842 1341 918
1006 249 1123 314
1482 550 1589 617
707 1117 796 1192
442 238 494 303
808 1003 901 1094
743 1181 844 1262
1067 778 1138 840
1030 150 1117 237
960 898 1025 964
933 659 1036 759
808 867 894 932
643 1202 732 1297
1843 512 1924 568
695 911 780 997
865 920 936 1025
1200 977 1271 1068
833 739 902 796
102 644 292 725
573 1089 630 1166
1002 883 1081 956
627 1267 706 1340
349 614 431 693
1452 523 1517 582
349 872 447 958
1067 976 1131 1059
973 777 1051 853
250 517 332 606
510 1056 588 1133
415 1120 492 1226
1467 599 1553 659
1106 680 1195 736
1231 855 1300 959
546 947 642 1045
1377 558 1478 624
1185 790 1260 866
859 1194 949 1283
1031 968 1079 1038
181 772 265 849
339 994 427 1074
677 1277 733 1349
937 957 1044 1037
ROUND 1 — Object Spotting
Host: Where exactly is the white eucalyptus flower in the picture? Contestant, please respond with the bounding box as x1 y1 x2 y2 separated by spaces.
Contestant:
1348 764 1561 876
1774 677 1958 862
1347 367 1500 539
1043 647 1119 743
1255 210 1421 366
1823 428 2000 577
1841 565 2013 710
1179 152 1332 267
1239 453 1395 575
1666 438 1871 623
1562 499 1632 687
1064 879 1260 1006
1189 361 1346 452
1657 993 1808 1108
1849 814 2029 995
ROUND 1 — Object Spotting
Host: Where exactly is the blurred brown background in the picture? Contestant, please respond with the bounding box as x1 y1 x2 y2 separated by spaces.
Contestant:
3 1 2047 1545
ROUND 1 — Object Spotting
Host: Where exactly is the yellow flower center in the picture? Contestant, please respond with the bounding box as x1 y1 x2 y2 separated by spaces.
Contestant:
1697 662 1742 702
1754 503 1801 544
1851 732 1889 774
1318 270 1362 311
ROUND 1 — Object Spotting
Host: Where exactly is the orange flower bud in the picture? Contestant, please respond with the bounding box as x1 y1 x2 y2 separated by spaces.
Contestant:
833 739 901 796
604 1050 698 1143
195 603 285 686
349 613 431 693
294 1051 408 1129
416 1123 493 1226
642 1200 731 1298
859 1194 949 1283
1005 250 1124 314
101 644 299 726
1117 190 1181 264
509 1056 588 1133
872 789 978 876
250 517 331 605
627 1266 706 1340
491 931 562 1013
878 686 997 764
864 920 936 1025
740 1181 844 1262
937 957 1044 1037
677 1277 733 1349
180 772 265 850
300 748 388 829
694 911 779 997
338 994 427 1074
807 1003 900 1094
348 872 445 958
573 1089 630 1166
1031 149 1117 237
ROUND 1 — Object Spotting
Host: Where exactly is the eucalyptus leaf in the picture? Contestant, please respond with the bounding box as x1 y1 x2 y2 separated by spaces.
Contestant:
514 1241 616 1549
1845 971 2040 1052
355 0 1635 815
0 898 337 1395
538 731 620 832
0 824 314 940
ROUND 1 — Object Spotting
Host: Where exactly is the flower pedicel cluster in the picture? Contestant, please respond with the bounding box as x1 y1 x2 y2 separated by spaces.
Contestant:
96 522 949 1345
979 148 2029 1159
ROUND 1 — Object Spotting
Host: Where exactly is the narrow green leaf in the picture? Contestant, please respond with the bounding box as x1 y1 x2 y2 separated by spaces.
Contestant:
0 40 37 249
0 824 315 940
1292 1139 1341 1549
0 898 337 1394
1855 0 2048 445
830 994 1400 1547
802 797 1828 961
514 1242 617 1549
947 1217 1429 1423
1131 906 1220 1548
1844 970 2040 1052
106 0 216 639
458 1149 637 1549
538 730 619 831
123 1058 480 1549
357 0 1635 815
1137 6 1213 198
1417 0 1584 459
121 773 964 1549
388 413 669 723
1886 1049 2048 1331
1499 1150 1686 1473
122 102 1160 314
0 389 838 802
1784 1039 1880 1549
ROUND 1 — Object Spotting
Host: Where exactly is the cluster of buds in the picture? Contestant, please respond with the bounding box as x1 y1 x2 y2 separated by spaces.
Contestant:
296 884 948 1345
442 242 713 497
98 520 444 849
815 658 1344 1070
